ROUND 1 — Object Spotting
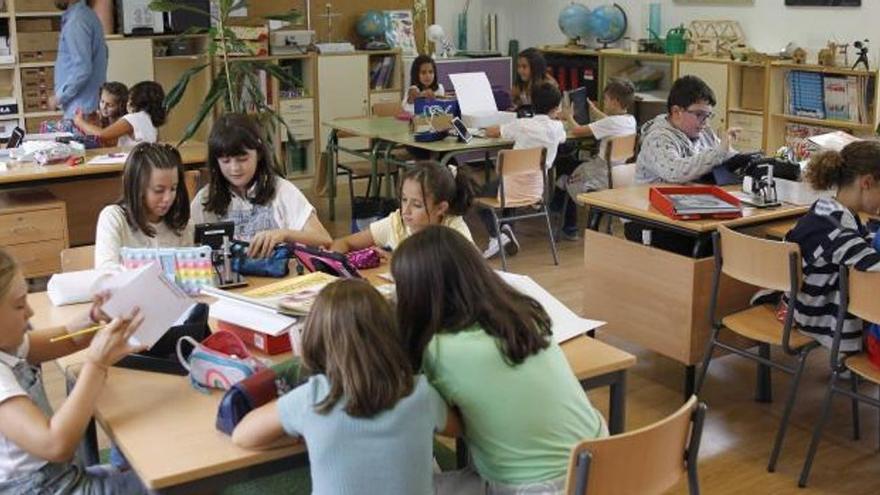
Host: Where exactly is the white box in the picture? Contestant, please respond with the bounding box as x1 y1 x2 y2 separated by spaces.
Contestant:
462 111 516 129
117 0 165 35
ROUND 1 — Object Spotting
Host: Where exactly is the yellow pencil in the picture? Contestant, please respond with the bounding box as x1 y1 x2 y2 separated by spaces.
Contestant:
50 323 104 343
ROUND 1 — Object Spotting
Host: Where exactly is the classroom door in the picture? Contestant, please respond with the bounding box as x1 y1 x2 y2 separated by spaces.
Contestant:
318 54 369 164
677 60 729 135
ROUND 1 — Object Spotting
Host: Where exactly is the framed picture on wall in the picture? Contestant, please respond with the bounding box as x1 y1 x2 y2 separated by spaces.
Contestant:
785 1 860 5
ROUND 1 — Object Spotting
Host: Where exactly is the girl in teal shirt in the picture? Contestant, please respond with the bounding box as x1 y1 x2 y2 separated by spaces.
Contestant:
392 226 607 495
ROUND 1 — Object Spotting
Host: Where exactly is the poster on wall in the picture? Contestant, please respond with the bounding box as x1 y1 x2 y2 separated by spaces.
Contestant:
384 10 417 56
785 0 860 5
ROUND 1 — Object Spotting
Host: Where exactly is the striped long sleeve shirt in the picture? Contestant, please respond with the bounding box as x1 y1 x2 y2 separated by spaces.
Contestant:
785 198 880 352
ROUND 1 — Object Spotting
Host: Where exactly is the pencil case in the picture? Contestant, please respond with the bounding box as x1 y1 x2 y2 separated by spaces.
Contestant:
215 359 307 435
177 330 266 391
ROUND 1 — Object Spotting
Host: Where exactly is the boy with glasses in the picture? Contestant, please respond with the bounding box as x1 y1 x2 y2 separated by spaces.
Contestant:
635 75 740 184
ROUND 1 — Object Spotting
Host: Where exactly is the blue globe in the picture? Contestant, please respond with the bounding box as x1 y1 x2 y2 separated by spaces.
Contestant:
589 4 628 46
356 10 387 40
558 3 592 41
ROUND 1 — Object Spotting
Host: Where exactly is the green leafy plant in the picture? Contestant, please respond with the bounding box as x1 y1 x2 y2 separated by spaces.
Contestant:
149 0 304 151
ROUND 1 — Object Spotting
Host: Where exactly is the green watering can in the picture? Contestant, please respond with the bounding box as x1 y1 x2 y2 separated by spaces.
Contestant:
665 25 689 55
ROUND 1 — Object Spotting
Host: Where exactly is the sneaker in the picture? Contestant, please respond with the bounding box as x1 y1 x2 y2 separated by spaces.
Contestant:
483 236 502 259
501 225 519 256
559 228 580 242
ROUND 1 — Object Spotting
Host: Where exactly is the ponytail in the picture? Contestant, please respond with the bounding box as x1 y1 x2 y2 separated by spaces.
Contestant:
805 140 880 191
400 161 476 219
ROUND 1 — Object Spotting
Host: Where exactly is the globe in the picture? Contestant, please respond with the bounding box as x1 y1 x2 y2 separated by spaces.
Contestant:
589 4 628 47
558 3 592 42
356 10 387 41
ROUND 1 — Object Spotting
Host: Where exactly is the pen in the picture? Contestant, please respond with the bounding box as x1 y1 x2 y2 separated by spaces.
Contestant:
50 323 104 343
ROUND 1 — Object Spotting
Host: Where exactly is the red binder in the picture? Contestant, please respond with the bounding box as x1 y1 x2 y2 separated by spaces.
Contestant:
217 321 292 355
649 186 743 221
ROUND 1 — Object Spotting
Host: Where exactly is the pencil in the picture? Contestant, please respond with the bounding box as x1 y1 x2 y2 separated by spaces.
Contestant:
50 323 104 343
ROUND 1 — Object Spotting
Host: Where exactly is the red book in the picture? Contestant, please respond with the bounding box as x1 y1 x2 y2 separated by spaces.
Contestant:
217 321 292 355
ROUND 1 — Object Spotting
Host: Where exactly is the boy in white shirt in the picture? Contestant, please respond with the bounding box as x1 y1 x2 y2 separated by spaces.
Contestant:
480 82 567 259
555 79 637 240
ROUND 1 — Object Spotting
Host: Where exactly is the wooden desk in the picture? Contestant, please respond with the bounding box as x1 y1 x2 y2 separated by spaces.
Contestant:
27 270 635 494
577 186 808 398
0 142 207 246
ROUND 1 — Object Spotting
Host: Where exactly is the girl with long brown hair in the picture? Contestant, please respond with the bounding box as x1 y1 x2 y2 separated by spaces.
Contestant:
233 279 457 495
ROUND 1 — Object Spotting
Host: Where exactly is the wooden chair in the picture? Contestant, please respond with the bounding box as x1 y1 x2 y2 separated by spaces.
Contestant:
475 147 558 271
799 267 880 487
184 169 200 200
695 225 818 473
565 395 707 495
60 245 95 272
604 134 637 189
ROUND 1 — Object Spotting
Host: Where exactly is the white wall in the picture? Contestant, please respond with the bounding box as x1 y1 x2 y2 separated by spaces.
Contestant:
436 0 880 64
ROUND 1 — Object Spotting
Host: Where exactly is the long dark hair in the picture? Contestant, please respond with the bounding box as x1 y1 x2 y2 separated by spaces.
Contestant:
391 226 552 369
128 81 166 127
301 279 414 418
514 47 549 96
400 161 475 219
100 81 128 127
203 113 279 216
117 142 189 237
409 55 439 92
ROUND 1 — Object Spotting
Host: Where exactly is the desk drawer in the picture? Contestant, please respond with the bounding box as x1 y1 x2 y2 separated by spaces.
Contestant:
279 98 314 115
5 239 64 277
0 208 66 245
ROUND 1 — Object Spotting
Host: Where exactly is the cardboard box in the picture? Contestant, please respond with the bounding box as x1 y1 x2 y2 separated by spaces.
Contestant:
22 67 55 80
740 66 766 112
17 19 57 32
217 321 293 355
17 32 60 53
16 0 61 13
19 51 57 63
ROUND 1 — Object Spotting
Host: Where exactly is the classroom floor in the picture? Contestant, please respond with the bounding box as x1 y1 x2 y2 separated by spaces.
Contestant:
41 183 880 495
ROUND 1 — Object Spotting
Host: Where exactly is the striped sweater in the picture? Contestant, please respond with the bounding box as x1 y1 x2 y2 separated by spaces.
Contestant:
785 198 880 352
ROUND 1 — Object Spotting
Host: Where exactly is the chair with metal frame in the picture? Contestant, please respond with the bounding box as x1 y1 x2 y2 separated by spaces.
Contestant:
799 267 880 487
694 225 819 473
565 395 707 495
474 147 558 271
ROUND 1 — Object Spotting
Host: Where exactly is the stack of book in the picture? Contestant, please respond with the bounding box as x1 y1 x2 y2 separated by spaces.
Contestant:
369 56 397 90
785 70 875 124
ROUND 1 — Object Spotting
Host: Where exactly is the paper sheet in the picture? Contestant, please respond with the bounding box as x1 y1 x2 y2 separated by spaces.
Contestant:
449 72 499 115
47 269 113 306
208 298 296 337
100 263 194 348
88 153 128 165
496 271 605 344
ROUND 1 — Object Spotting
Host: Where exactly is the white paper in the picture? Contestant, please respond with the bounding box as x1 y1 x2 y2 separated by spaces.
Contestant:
776 178 833 206
208 299 296 337
88 153 128 165
449 72 499 115
47 269 112 306
496 271 605 344
101 263 194 348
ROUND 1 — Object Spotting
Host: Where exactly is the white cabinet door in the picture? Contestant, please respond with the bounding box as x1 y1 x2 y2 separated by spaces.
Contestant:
106 38 154 88
318 54 369 161
677 60 728 134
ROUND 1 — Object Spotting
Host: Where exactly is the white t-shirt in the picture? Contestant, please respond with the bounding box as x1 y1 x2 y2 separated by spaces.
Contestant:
590 114 637 165
499 115 567 204
369 209 473 250
94 205 194 271
402 83 446 114
117 111 158 148
190 176 315 242
0 335 47 482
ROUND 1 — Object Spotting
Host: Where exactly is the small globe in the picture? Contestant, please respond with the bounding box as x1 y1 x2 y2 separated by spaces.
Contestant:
558 3 592 41
590 4 628 46
356 10 387 40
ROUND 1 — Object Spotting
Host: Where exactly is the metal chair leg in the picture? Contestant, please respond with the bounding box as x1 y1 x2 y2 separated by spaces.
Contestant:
851 374 861 441
543 207 559 265
694 327 720 396
767 349 810 472
799 372 839 487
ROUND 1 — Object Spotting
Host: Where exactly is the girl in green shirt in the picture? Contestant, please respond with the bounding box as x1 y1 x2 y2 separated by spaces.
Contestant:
392 226 607 495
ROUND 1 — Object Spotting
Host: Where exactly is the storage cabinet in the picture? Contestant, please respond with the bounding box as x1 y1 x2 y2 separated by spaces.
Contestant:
318 53 370 164
0 189 68 278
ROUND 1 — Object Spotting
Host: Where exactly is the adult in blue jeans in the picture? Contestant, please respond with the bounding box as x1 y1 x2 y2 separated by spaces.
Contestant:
49 0 108 120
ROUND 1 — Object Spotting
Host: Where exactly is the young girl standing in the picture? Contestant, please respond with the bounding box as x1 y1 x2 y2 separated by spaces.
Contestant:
786 140 880 353
331 162 474 254
0 249 147 494
94 143 192 271
191 113 331 258
392 226 607 494
74 81 165 148
510 48 555 110
233 279 456 495
403 55 445 114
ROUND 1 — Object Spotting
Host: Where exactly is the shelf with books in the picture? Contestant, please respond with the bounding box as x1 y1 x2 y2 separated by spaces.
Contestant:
368 52 402 93
771 113 874 131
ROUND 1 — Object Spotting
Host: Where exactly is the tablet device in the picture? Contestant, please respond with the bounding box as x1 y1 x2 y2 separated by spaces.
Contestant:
567 87 590 125
450 116 473 143
194 221 235 250
6 127 24 149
